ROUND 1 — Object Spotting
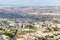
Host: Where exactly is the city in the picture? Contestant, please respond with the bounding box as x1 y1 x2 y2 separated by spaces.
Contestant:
0 7 60 40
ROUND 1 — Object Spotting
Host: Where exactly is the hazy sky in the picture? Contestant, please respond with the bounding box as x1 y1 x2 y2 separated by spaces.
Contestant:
0 0 60 7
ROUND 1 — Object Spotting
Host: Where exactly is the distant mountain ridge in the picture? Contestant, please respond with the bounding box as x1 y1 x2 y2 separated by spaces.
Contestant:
0 6 60 13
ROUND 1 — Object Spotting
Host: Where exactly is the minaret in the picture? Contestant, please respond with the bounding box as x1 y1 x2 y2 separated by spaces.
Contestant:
11 23 19 40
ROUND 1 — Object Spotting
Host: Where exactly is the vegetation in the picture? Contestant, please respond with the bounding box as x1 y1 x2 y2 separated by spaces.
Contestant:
4 32 13 38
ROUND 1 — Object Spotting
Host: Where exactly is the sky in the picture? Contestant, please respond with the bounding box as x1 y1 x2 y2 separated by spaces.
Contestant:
0 0 60 7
